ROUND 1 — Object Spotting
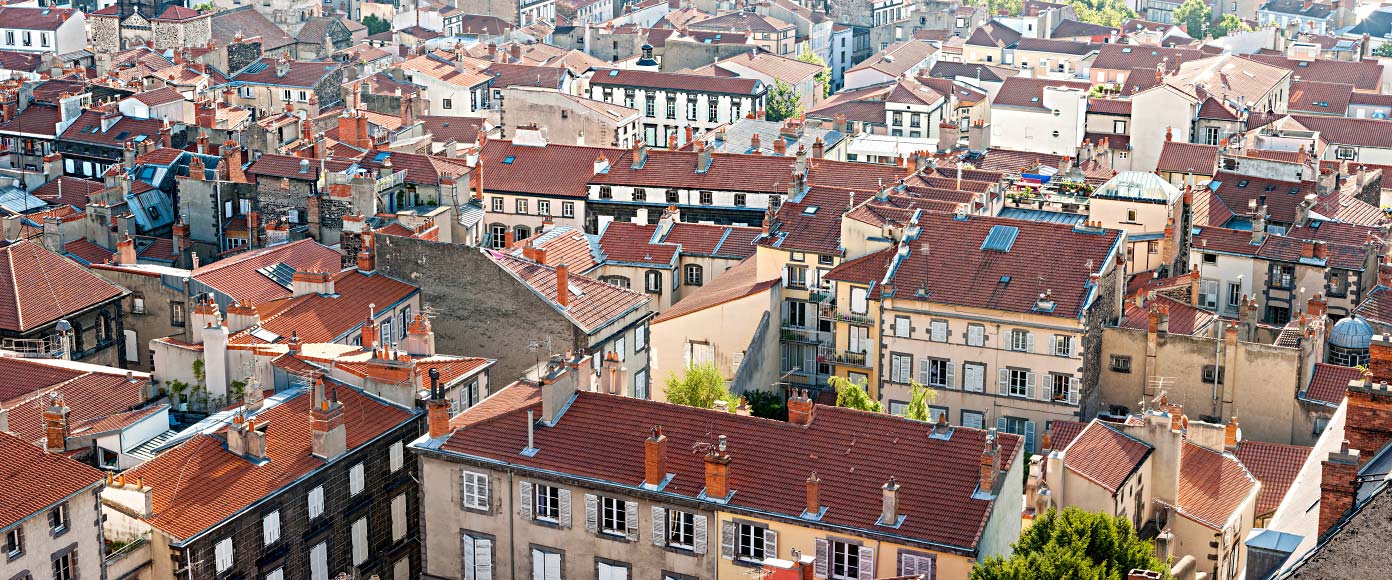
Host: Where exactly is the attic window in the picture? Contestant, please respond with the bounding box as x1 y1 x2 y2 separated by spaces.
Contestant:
1289 188 1300 195
999 275 1012 284
608 69 619 76
503 155 516 164
1237 180 1249 188
1298 61 1309 67
1030 97 1040 102
1121 47 1132 53
114 131 130 141
1264 184 1275 192
802 206 819 215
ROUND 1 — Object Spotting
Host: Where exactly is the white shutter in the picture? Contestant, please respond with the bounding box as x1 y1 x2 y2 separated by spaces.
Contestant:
683 342 691 369
931 320 947 342
858 546 876 580
478 473 490 511
625 500 639 541
585 494 598 532
310 542 328 580
652 506 667 546
544 553 561 580
215 538 233 572
900 553 917 576
350 463 365 496
720 521 736 559
891 356 903 384
558 489 572 528
945 362 956 389
815 538 830 578
781 266 790 286
895 317 909 337
917 359 929 384
352 517 368 565
693 515 708 555
463 534 476 580
1026 371 1037 400
519 482 533 520
390 441 404 472
392 494 407 541
263 511 280 546
1025 332 1035 353
968 325 984 346
531 549 543 580
1069 377 1080 405
997 368 1009 395
308 486 324 519
764 528 778 560
475 538 493 580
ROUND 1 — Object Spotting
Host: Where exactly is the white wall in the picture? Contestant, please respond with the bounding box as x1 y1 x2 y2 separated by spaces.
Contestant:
990 87 1086 155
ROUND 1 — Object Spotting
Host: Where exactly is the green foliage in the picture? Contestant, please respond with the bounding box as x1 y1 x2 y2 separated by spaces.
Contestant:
229 379 247 402
192 2 217 11
664 363 736 411
744 389 787 421
362 14 391 36
765 79 803 122
1067 0 1136 27
971 507 1170 580
968 0 1023 17
797 49 832 98
829 375 881 412
1374 43 1392 58
167 380 189 401
903 381 936 421
1173 0 1211 39
1209 14 1250 38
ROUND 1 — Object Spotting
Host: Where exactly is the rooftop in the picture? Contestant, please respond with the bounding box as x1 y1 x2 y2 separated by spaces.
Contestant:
0 241 125 332
0 430 102 530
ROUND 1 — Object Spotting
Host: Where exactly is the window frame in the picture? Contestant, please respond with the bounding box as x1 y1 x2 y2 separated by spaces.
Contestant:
735 522 767 562
599 496 628 536
830 539 861 580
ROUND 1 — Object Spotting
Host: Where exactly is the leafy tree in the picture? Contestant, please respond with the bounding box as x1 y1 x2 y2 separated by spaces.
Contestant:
797 49 832 98
1066 0 1135 27
1209 14 1251 37
902 381 937 421
664 363 736 411
765 79 802 122
192 2 217 11
1173 0 1211 39
829 375 881 412
1374 43 1392 58
744 389 787 421
971 507 1170 580
362 14 391 36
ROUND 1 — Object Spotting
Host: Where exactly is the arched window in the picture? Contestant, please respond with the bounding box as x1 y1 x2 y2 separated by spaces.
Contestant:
70 321 83 353
684 264 704 287
513 225 531 241
645 270 662 294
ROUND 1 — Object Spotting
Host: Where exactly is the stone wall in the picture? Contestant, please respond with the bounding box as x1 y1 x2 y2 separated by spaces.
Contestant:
227 39 264 75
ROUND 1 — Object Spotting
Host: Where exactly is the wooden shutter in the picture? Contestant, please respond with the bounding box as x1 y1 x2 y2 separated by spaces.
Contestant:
1025 371 1037 400
558 489 572 528
1025 420 1036 453
858 545 876 580
584 494 598 532
997 368 1009 395
625 500 639 541
477 473 490 511
652 507 667 546
900 552 916 576
764 528 779 559
1069 376 1080 405
1025 332 1034 353
945 362 955 389
917 358 929 384
519 482 533 520
544 553 561 580
891 356 903 384
693 515 708 555
720 521 736 560
814 538 830 578
997 417 1007 432
476 539 493 580
463 534 476 580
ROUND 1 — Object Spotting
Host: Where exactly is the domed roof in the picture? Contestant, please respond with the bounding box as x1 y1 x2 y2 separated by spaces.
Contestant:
1329 315 1374 349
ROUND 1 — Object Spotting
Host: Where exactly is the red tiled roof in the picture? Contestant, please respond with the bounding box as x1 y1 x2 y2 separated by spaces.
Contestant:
30 79 85 105
0 104 61 137
229 270 418 345
357 149 460 185
1288 220 1383 246
1120 295 1218 336
0 359 149 444
824 248 891 287
1063 421 1152 493
59 111 164 148
1047 420 1087 450
662 222 760 259
418 115 485 144
152 4 205 20
0 6 78 30
69 404 166 437
1156 141 1219 175
1177 441 1258 528
246 153 329 180
438 385 1022 551
1191 225 1261 255
654 257 778 322
992 77 1091 110
0 355 84 401
480 140 615 198
1355 286 1392 326
760 186 864 255
232 58 343 88
1304 362 1362 406
1093 44 1208 73
124 385 413 540
1290 114 1392 149
1233 440 1311 516
32 176 102 207
64 239 114 264
485 62 567 89
590 68 761 95
1238 54 1382 91
191 239 344 305
598 221 677 266
1207 171 1317 226
1088 98 1132 115
489 251 648 333
131 86 186 106
523 227 598 272
595 149 907 195
1289 81 1353 116
0 241 125 332
0 430 102 529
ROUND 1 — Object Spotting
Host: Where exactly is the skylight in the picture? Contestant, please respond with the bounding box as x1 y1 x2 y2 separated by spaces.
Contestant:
608 69 619 76
503 155 516 164
981 225 1019 252
802 206 819 215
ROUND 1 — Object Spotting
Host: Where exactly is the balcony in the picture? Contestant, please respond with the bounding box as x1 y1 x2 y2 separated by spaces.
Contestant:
831 351 870 368
808 285 833 303
375 168 406 192
833 311 875 326
780 326 823 344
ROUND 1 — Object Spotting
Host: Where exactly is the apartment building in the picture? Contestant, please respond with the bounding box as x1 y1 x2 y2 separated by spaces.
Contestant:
228 56 347 114
989 77 1091 156
411 353 1025 580
0 6 85 55
0 431 105 580
587 68 766 149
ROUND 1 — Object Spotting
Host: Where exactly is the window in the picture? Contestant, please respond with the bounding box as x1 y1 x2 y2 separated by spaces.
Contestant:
1110 354 1132 373
929 319 948 342
1270 265 1296 289
999 416 1036 452
645 271 662 293
5 32 12 45
263 510 281 546
308 485 324 519
733 193 746 207
967 324 985 346
894 316 910 338
1009 330 1032 352
920 357 953 388
666 189 679 203
699 191 713 205
443 98 453 109
562 202 575 217
849 326 869 354
961 410 985 429
598 561 629 580
830 540 862 580
171 300 187 326
736 522 770 561
786 301 809 328
633 188 646 202
666 509 696 548
963 362 986 392
491 197 504 212
666 96 677 119
1227 282 1242 308
532 484 561 521
5 526 21 557
462 470 490 510
624 88 635 108
645 95 655 117
538 200 551 216
890 353 913 383
1051 373 1074 402
635 325 647 351
785 265 807 288
687 98 698 120
601 275 631 289
1002 368 1033 398
599 186 613 200
392 493 407 541
215 537 234 573
1126 209 1138 222
1202 365 1225 384
350 463 365 496
532 548 561 580
1053 335 1073 357
310 542 328 580
685 264 704 286
49 503 67 532
462 533 496 579
516 199 529 214
284 89 292 101
132 295 146 314
709 100 719 122
352 517 368 565
850 287 868 314
267 568 284 580
489 225 508 248
615 336 627 362
1336 147 1357 160
1199 279 1220 309
599 496 628 535
52 553 73 580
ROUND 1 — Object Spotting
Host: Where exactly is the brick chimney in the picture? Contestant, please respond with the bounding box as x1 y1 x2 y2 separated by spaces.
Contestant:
426 367 453 438
357 231 376 273
309 377 347 460
115 235 137 265
812 136 825 159
291 271 335 297
1224 417 1241 450
804 472 821 516
227 414 268 461
1308 293 1328 318
631 140 648 169
704 434 731 500
1345 368 1392 463
787 388 814 426
555 262 570 307
979 428 1001 496
43 393 69 453
644 425 667 486
881 476 900 524
1319 441 1360 535
404 314 435 356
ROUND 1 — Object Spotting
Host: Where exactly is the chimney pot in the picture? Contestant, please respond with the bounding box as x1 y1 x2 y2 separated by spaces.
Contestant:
704 435 732 500
805 472 821 515
787 389 814 426
644 425 668 486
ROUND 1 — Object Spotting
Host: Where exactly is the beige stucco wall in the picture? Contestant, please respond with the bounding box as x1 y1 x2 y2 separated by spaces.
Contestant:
6 486 104 580
649 283 780 400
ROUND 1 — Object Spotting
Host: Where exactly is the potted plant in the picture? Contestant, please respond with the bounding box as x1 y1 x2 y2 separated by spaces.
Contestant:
168 380 189 411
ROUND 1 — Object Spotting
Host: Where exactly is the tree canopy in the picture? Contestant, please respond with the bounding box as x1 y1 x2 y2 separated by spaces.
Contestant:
971 507 1170 580
1210 13 1251 38
362 14 391 36
903 381 936 421
797 49 833 98
1068 0 1136 27
664 364 737 411
830 375 881 412
1374 43 1392 58
1173 0 1211 39
766 79 803 122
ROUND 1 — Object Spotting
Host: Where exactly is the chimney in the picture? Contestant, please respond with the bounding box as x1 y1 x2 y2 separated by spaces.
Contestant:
361 311 379 351
787 388 814 426
115 236 137 265
812 137 825 159
309 377 347 460
426 367 453 438
704 435 732 500
43 394 69 453
510 43 522 62
405 314 435 356
632 140 648 169
644 425 668 487
750 132 761 153
291 271 335 297
696 141 712 173
832 113 847 134
227 415 268 461
968 120 990 153
555 263 570 307
1224 417 1241 449
1308 293 1327 318
881 476 900 524
773 136 787 156
937 122 961 152
357 231 376 272
805 472 821 515
979 428 1000 496
1319 441 1360 535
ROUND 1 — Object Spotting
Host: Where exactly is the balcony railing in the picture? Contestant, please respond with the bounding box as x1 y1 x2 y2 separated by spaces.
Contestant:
831 351 870 367
808 286 833 303
833 311 875 326
780 326 823 344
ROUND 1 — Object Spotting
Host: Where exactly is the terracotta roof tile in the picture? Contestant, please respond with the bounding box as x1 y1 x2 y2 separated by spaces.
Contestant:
229 270 417 345
0 104 62 138
191 239 344 305
480 140 615 198
69 404 166 437
489 250 648 333
232 58 343 89
1233 440 1311 516
523 227 597 272
1093 44 1208 73
0 359 149 444
64 239 114 265
1120 295 1218 336
0 6 78 30
1177 441 1257 528
59 111 163 148
1304 362 1362 406
1290 114 1392 149
1289 81 1353 115
418 115 485 144
0 430 102 529
1062 421 1152 492
597 221 677 266
653 257 778 322
152 5 205 20
1156 141 1219 175
1047 420 1087 450
1239 54 1382 91
590 68 761 95
993 77 1092 110
662 222 760 258
0 241 125 332
595 149 907 195
485 62 567 89
1088 98 1132 115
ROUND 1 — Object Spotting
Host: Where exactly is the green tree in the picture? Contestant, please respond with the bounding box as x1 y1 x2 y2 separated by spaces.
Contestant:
1066 0 1136 27
1209 14 1251 37
192 2 217 11
362 14 391 36
902 381 937 421
744 389 787 421
1374 43 1392 58
971 507 1170 580
664 363 737 411
829 375 881 412
1173 0 1211 39
765 79 803 122
797 49 832 98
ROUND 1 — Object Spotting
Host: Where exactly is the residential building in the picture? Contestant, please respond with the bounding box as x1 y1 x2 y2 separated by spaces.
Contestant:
1089 171 1185 273
989 77 1091 156
842 39 938 91
586 68 767 149
963 21 1021 67
1156 141 1219 188
0 6 86 55
1257 0 1355 35
689 11 798 55
398 53 495 116
1089 44 1206 86
0 430 105 580
497 87 640 148
57 107 175 181
227 56 347 115
0 241 130 366
1281 115 1392 165
1238 54 1384 93
691 51 825 112
477 138 618 239
828 24 853 91
1012 37 1097 77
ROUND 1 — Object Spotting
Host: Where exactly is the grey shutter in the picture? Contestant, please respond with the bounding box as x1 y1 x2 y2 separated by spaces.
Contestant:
476 538 493 580
858 545 876 580
463 534 476 580
1025 332 1035 353
693 515 708 555
1069 377 1080 405
584 494 598 533
814 538 830 578
651 506 667 546
558 489 572 528
997 368 1009 395
720 521 736 560
625 500 639 541
519 482 533 520
891 356 903 384
900 552 916 576
917 358 929 384
764 528 778 560
1026 371 1037 400
1025 420 1037 453
945 361 955 389
997 417 1007 432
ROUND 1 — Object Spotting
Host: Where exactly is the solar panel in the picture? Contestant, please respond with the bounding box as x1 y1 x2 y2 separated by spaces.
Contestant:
256 262 297 289
981 225 1019 252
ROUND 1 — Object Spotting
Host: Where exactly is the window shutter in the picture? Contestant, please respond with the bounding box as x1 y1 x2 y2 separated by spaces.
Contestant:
917 359 929 384
519 482 533 520
858 545 876 580
693 515 708 555
781 266 790 287
997 417 1007 432
815 538 830 578
997 368 1009 395
558 489 572 528
683 342 691 369
1025 332 1034 353
463 534 476 580
651 507 667 546
901 553 917 576
1026 372 1037 400
720 521 736 560
1069 377 1080 405
1025 420 1037 452
585 494 598 533
764 528 778 559
946 362 956 389
544 553 561 580
625 500 639 541
476 539 493 580
891 356 903 384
